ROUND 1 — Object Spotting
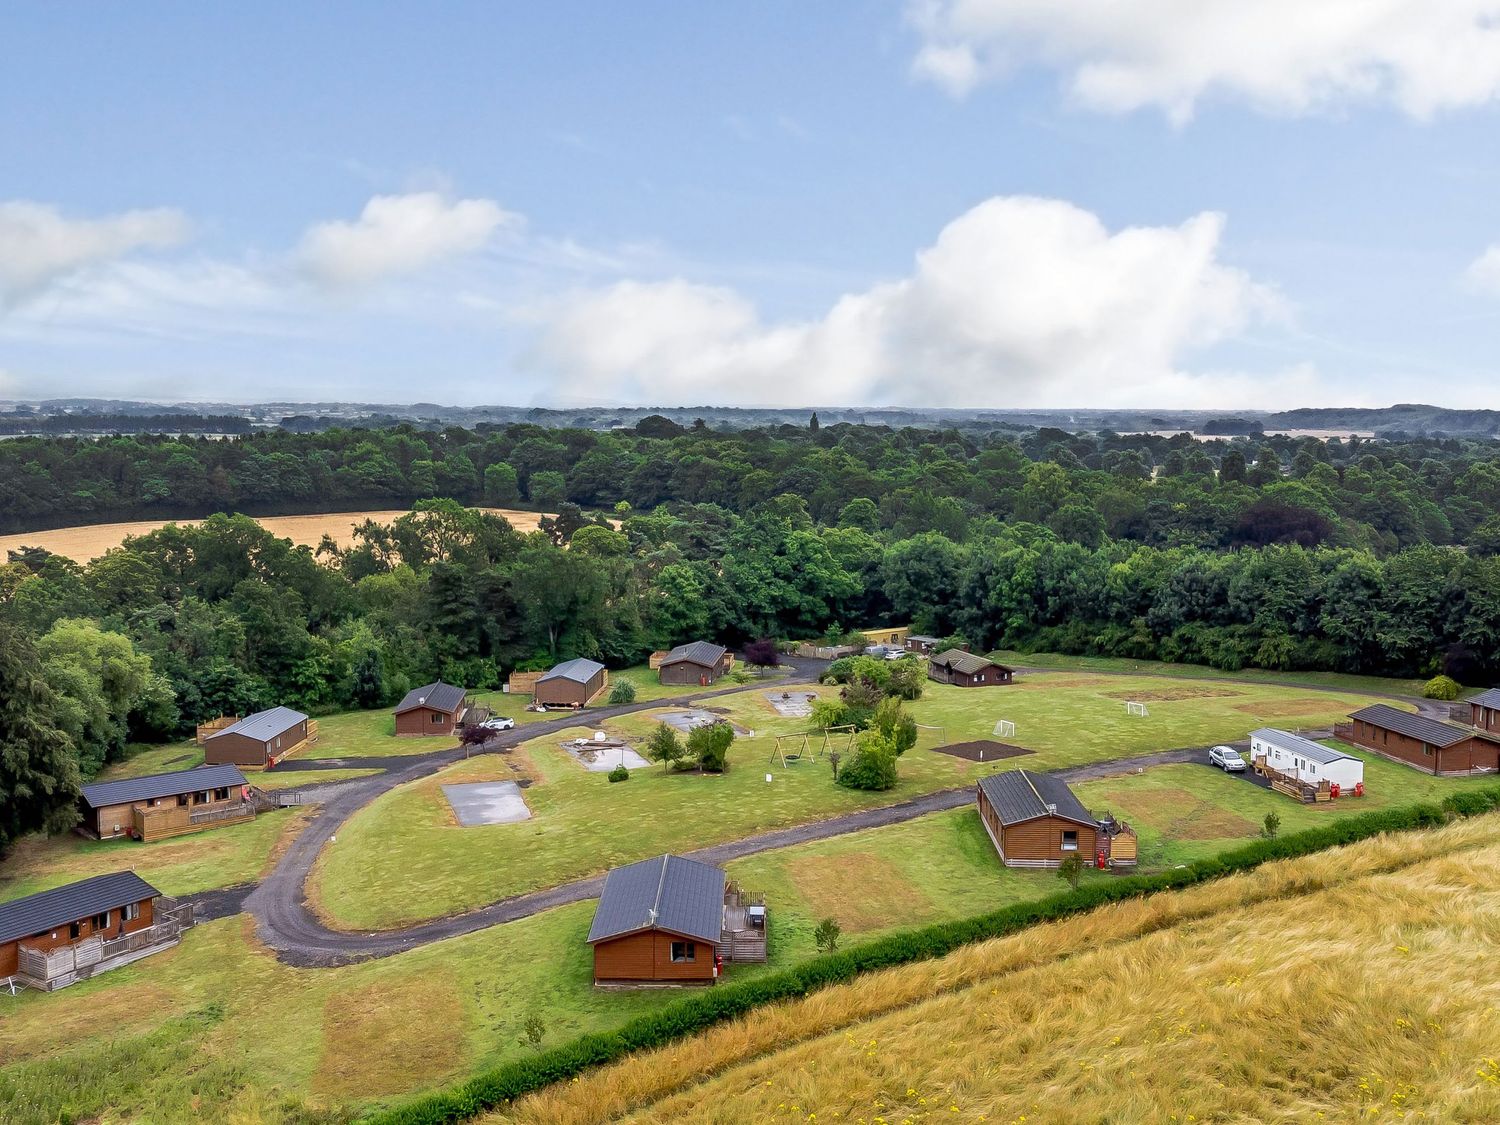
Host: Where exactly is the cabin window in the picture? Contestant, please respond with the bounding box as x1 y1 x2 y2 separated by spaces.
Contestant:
69 922 81 939
670 941 696 963
93 912 110 930
432 712 444 724
123 903 140 922
178 794 190 807
214 787 229 801
1061 830 1079 852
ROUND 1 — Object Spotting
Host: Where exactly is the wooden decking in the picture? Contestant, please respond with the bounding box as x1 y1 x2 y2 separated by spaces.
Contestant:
720 884 768 963
132 800 255 842
1253 756 1332 803
15 897 193 991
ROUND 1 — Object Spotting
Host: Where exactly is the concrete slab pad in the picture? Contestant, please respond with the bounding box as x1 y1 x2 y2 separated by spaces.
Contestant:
764 690 818 718
565 743 652 772
659 709 752 736
441 781 531 827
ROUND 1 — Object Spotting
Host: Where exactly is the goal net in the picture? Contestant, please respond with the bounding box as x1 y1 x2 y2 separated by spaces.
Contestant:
915 723 947 746
993 719 1016 738
1125 701 1149 717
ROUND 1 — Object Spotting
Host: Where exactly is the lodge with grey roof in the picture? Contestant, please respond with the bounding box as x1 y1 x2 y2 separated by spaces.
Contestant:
974 769 1126 868
656 640 731 687
394 680 471 737
202 705 312 768
78 763 252 841
534 657 608 708
1346 703 1500 776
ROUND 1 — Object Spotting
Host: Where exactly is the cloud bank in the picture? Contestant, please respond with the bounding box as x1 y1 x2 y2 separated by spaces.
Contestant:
908 0 1500 121
0 201 190 308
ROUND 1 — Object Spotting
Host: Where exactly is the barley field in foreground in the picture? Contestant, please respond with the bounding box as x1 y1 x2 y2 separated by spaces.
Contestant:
496 815 1500 1125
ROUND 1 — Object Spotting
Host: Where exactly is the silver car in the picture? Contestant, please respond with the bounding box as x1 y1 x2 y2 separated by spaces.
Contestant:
1209 745 1246 771
480 716 516 732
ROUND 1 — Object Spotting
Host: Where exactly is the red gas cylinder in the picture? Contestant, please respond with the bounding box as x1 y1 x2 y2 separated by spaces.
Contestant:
1330 783 1341 799
1354 781 1365 797
1096 850 1107 869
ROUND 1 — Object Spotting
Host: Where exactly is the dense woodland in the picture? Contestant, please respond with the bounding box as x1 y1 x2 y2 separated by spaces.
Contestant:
5 416 1500 850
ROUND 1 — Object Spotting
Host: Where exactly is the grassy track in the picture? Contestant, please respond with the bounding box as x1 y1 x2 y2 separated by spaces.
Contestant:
495 813 1500 1125
311 672 1397 930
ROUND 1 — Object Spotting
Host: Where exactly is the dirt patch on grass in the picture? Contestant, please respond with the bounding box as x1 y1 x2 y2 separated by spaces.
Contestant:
1104 687 1242 702
1236 698 1340 717
259 808 315 876
785 853 928 932
314 973 465 1099
932 740 1035 763
1095 786 1258 841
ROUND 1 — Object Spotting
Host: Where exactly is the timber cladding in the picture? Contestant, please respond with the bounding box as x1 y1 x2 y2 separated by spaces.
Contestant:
1347 707 1500 776
591 930 717 983
976 769 1099 869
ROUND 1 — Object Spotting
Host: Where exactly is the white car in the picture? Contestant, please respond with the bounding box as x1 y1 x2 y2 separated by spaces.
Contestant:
1209 745 1246 771
480 716 515 732
883 649 907 661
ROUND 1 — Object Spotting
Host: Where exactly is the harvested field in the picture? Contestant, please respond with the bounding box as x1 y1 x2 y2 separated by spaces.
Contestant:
931 739 1034 763
1094 784 1259 840
0 508 555 564
1104 686 1242 702
785 853 924 931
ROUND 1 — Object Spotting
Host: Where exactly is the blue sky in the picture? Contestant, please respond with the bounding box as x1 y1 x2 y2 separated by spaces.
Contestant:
4 1 1500 408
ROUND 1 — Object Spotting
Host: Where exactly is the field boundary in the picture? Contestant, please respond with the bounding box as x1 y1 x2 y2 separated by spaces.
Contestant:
362 785 1500 1125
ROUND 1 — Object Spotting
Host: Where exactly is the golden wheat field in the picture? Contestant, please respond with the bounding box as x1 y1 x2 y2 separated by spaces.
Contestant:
0 509 552 563
495 815 1500 1125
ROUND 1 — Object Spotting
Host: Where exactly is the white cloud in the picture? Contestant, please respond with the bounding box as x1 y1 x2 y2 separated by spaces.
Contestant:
0 201 190 308
1465 244 1500 296
527 195 1290 408
296 192 519 288
908 0 1500 121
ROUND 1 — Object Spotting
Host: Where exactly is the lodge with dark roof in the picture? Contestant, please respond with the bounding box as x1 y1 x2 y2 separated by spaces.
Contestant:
976 769 1119 868
394 680 471 736
78 764 252 842
202 706 312 769
927 649 1013 688
656 641 731 687
535 658 608 708
1345 703 1500 776
1470 688 1500 736
0 871 191 991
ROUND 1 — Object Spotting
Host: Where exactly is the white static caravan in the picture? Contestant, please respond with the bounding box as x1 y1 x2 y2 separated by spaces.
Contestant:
1250 728 1364 790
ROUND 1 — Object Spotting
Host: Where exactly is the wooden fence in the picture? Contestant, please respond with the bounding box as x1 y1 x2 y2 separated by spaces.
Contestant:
507 671 543 696
195 715 239 745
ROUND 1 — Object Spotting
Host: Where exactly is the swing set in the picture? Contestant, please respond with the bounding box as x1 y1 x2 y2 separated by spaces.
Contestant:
769 724 857 766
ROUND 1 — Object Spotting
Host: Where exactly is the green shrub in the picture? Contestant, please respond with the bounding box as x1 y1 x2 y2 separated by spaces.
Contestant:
1423 674 1461 701
607 765 629 783
687 721 734 772
366 786 1500 1125
644 723 685 770
836 731 899 791
607 680 637 705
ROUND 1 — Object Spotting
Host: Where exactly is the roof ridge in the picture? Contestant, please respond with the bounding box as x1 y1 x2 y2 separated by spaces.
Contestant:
1019 769 1048 813
649 855 670 926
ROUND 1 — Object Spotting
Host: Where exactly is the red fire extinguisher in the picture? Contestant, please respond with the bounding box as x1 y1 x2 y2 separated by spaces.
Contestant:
1096 849 1107 869
714 952 723 979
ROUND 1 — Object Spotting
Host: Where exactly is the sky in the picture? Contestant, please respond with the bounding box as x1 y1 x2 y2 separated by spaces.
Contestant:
4 1 1500 410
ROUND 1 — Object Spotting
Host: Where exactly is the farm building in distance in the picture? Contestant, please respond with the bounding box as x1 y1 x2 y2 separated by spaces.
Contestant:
78 764 252 841
588 854 766 985
0 871 192 991
1469 689 1500 735
657 641 730 686
928 650 1014 687
202 706 312 769
1344 704 1500 775
859 625 909 648
534 658 608 708
976 769 1110 868
1250 728 1365 799
394 681 471 736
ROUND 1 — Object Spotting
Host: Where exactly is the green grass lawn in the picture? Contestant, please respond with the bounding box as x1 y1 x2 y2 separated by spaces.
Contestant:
0 806 308 904
309 672 1396 929
993 649 1434 698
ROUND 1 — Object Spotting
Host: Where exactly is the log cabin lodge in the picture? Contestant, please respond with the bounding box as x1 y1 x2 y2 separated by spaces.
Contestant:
202 706 311 768
976 769 1102 868
534 658 608 708
656 641 731 687
927 649 1014 687
394 680 471 736
1345 703 1500 775
78 763 252 841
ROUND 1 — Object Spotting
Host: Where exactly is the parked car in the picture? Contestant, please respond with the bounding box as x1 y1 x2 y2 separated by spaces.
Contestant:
480 716 516 732
883 649 907 661
1209 745 1246 771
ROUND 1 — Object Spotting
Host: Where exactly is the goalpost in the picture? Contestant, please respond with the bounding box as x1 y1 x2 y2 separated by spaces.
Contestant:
915 723 947 747
1125 701 1149 717
993 719 1016 738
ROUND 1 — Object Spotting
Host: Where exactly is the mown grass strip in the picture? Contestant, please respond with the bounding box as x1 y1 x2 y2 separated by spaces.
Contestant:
364 786 1500 1125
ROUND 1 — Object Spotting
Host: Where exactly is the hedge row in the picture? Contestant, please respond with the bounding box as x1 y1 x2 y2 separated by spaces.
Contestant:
364 786 1500 1125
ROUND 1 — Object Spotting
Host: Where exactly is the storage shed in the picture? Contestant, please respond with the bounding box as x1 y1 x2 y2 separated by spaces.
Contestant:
657 641 730 687
1346 704 1499 776
78 763 251 841
976 769 1097 868
394 681 471 737
1250 729 1365 790
928 650 1014 688
534 658 607 708
0 871 172 989
588 854 726 984
202 706 310 768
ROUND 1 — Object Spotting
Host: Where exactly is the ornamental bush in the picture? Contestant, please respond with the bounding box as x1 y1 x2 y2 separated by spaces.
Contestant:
1423 674 1461 701
607 764 629 783
608 680 637 705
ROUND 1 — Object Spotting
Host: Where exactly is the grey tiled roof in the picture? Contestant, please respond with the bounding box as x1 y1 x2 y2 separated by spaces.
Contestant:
394 681 467 716
1251 728 1355 766
539 658 606 685
1350 704 1471 748
205 706 307 744
587 854 725 945
659 641 728 668
80 764 247 810
0 871 160 946
977 769 1094 828
931 649 1011 676
1470 688 1500 710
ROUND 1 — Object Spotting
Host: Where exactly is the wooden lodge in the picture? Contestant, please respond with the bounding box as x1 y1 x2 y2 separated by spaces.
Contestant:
905 634 963 656
976 770 1115 868
588 854 767 985
1469 688 1500 736
1344 704 1500 776
1250 728 1365 801
394 681 471 737
928 649 1014 688
656 641 731 687
0 871 192 992
202 706 313 769
78 764 252 842
534 658 608 708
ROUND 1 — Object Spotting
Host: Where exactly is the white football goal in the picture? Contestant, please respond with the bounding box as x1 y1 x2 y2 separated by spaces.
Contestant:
1125 701 1149 717
993 719 1016 738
